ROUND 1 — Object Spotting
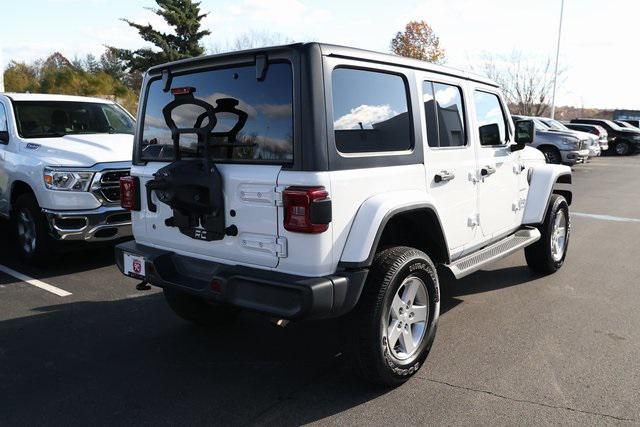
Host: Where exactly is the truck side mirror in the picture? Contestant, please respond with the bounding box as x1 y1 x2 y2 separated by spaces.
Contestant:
0 131 9 144
511 120 535 152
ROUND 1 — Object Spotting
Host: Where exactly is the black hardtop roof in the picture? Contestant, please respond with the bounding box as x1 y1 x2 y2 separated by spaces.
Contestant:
146 42 499 88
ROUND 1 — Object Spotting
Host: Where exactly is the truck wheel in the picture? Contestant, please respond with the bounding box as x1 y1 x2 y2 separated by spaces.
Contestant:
344 246 439 386
539 146 562 164
525 194 570 274
614 141 631 156
10 193 52 263
163 288 240 327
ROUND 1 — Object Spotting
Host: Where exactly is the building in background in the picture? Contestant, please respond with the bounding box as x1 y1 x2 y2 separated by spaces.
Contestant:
613 109 640 121
0 51 4 92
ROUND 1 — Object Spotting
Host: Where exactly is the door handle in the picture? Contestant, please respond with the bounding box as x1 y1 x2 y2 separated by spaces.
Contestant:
434 170 455 183
480 166 496 177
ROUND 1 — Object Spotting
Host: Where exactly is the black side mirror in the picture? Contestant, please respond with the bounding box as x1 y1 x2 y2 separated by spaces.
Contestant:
479 123 501 146
511 119 535 151
0 131 9 144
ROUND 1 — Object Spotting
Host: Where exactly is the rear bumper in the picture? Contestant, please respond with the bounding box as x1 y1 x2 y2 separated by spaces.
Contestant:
43 206 132 242
115 241 368 320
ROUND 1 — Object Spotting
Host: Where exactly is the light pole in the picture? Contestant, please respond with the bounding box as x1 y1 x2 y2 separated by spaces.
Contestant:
550 0 565 119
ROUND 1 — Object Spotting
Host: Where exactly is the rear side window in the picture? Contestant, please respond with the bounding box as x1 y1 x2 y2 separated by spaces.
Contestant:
473 91 508 146
332 68 412 153
140 62 293 163
422 81 466 147
0 103 7 132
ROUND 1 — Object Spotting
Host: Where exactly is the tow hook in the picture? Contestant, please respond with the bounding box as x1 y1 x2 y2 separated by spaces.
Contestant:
136 281 151 291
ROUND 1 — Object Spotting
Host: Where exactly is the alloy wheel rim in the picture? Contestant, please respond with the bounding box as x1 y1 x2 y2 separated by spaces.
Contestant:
615 143 628 155
550 210 567 262
17 209 37 255
383 276 429 360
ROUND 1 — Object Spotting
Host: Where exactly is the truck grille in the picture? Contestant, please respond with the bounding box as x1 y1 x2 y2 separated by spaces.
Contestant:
94 169 130 204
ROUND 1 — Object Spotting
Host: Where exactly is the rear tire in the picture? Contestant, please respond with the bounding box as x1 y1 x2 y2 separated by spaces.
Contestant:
10 193 53 263
525 194 570 274
344 246 439 386
614 141 631 156
539 146 562 164
163 288 241 327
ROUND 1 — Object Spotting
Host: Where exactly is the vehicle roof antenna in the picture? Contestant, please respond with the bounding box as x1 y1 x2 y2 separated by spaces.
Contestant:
255 54 268 81
162 69 173 93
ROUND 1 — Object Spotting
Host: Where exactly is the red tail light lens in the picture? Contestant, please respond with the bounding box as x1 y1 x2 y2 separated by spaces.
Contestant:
120 176 140 211
283 186 331 233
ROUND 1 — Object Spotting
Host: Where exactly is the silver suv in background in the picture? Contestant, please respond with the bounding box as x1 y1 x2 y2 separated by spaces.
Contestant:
513 115 589 165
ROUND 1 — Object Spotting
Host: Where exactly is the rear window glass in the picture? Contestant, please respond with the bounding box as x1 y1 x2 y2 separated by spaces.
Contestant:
332 68 412 153
140 62 293 162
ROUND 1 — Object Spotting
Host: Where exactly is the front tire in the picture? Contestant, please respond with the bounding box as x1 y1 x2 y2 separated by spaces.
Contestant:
10 193 53 263
344 246 439 386
525 194 570 274
163 288 240 327
539 146 562 164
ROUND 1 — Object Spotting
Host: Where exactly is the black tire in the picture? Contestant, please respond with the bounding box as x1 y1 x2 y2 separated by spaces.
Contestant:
525 194 570 274
163 288 241 327
614 141 631 156
344 246 439 386
10 193 53 263
539 146 562 164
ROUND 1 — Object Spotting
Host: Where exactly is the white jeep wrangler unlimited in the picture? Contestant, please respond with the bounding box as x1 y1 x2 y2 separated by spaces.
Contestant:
115 44 572 386
0 93 135 261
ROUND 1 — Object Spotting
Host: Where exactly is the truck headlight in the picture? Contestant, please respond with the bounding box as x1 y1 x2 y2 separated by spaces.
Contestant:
43 168 94 191
560 137 579 149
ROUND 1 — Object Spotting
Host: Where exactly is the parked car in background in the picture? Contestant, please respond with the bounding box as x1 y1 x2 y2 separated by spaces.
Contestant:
513 115 589 165
0 93 134 262
571 118 640 155
538 117 601 158
614 120 640 130
562 122 610 152
619 119 640 128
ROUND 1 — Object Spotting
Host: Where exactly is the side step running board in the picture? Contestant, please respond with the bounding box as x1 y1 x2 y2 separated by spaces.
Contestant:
446 228 541 279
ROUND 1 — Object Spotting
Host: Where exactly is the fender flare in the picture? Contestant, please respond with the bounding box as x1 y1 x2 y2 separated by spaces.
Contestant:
522 164 572 225
338 190 449 268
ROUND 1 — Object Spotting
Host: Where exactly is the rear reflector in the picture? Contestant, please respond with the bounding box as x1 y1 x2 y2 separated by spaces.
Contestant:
283 187 330 234
171 87 195 95
120 176 140 211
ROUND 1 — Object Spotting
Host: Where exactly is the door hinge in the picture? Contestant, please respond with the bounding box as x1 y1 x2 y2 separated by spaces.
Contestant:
467 213 480 227
275 236 288 258
274 185 286 206
240 234 288 258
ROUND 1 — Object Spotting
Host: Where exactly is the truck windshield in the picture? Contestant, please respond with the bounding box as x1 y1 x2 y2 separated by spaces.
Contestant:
139 62 293 163
13 101 134 138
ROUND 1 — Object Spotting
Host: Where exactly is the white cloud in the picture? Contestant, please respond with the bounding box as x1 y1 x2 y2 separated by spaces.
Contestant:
334 104 396 130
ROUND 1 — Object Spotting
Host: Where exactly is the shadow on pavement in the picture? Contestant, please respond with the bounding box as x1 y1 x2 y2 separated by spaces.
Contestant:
0 262 542 425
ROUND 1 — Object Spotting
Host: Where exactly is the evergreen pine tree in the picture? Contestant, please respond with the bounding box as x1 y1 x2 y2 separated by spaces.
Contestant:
108 0 210 73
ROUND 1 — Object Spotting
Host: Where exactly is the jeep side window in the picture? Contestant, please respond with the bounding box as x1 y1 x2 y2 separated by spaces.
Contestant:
0 103 7 132
473 91 508 146
422 81 466 148
422 82 439 148
332 68 412 153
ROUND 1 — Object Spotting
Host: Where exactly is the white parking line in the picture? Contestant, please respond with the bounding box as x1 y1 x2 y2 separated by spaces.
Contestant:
572 212 640 223
0 264 72 297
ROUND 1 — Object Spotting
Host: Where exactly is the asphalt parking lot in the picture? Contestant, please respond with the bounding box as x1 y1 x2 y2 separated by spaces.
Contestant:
1 156 639 426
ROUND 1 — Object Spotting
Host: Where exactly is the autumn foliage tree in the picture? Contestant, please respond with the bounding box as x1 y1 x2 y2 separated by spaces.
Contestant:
391 20 445 64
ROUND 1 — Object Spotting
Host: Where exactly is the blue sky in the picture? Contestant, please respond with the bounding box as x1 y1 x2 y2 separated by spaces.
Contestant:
1 0 639 109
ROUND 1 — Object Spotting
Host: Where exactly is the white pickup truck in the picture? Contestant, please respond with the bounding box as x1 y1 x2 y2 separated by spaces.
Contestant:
0 93 134 261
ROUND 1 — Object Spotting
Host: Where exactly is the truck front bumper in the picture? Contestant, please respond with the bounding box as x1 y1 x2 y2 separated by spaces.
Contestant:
561 149 590 165
44 206 132 242
115 241 368 320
